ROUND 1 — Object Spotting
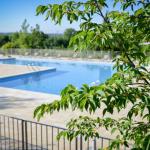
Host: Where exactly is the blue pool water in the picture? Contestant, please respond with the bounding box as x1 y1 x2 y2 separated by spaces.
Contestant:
0 58 114 94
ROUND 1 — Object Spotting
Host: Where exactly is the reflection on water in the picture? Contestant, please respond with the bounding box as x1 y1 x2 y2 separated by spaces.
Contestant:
99 66 113 83
0 71 67 87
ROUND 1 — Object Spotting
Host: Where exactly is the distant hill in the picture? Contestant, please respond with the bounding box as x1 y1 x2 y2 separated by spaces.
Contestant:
0 32 63 36
0 32 13 35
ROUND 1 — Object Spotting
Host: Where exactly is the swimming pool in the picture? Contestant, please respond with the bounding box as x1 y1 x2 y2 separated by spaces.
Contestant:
0 58 114 94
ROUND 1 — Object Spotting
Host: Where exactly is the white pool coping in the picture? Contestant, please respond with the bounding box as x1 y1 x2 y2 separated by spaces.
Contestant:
0 64 56 79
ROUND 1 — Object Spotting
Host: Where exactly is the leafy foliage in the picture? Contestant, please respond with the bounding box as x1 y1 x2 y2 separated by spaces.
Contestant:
64 28 76 41
0 19 76 50
34 0 150 149
0 35 10 47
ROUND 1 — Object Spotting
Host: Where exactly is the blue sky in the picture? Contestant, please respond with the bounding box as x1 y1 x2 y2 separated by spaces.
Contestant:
0 0 125 33
0 0 83 33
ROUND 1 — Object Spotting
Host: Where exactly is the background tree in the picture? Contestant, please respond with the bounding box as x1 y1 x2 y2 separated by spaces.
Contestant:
20 19 30 33
29 24 48 49
0 24 76 49
0 35 10 47
10 32 19 43
64 28 76 41
34 0 150 149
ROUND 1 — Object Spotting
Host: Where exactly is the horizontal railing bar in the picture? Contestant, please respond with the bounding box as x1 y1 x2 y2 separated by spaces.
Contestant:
0 114 66 130
0 114 112 141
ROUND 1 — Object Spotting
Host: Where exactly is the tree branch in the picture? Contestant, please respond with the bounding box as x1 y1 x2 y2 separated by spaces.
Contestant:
124 52 150 85
94 0 109 23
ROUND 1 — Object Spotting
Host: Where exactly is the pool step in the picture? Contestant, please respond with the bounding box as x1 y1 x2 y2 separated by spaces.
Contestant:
0 57 16 61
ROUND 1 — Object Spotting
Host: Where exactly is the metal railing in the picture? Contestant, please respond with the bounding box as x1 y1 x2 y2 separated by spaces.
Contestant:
0 49 116 60
0 114 113 150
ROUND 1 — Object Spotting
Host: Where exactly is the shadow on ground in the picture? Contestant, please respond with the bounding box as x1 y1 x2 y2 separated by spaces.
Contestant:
0 96 37 109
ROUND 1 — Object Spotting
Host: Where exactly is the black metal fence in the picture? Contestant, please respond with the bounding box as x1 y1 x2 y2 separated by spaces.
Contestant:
0 114 129 150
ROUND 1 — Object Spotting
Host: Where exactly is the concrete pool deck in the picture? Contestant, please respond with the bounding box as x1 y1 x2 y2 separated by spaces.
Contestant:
0 86 142 139
0 87 112 136
0 87 61 125
0 64 55 78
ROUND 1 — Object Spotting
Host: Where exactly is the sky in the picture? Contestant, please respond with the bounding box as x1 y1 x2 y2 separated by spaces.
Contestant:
0 0 83 33
0 0 131 34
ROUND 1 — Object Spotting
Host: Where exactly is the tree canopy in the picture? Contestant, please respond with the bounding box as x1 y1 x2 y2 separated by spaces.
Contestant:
0 34 10 48
64 28 76 40
34 0 150 149
0 19 76 50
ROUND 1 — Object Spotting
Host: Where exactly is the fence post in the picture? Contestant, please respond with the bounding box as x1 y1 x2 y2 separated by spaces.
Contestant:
21 120 28 150
25 121 28 150
94 138 96 150
21 120 25 150
75 137 78 150
80 136 83 150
